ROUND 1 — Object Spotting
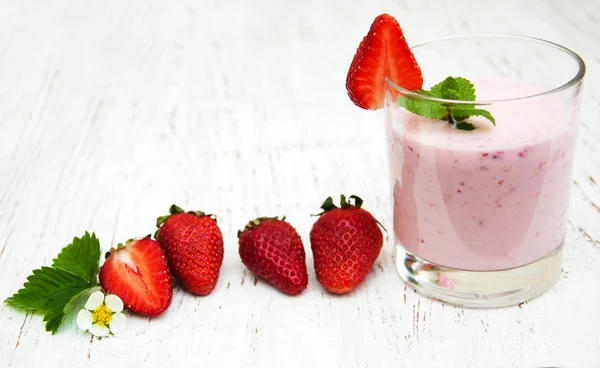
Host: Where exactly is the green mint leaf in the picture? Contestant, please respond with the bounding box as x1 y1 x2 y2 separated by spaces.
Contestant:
428 80 444 97
415 89 438 98
443 89 460 100
431 76 476 101
398 95 447 120
451 107 476 121
451 107 496 126
439 77 459 100
452 77 476 101
455 121 477 131
52 232 101 285
397 76 495 130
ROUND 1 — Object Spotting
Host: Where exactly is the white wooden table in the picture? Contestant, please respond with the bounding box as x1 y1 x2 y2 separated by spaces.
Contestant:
1 1 599 366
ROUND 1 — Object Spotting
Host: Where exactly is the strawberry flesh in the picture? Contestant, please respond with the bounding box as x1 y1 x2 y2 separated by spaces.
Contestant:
346 13 423 110
99 238 172 316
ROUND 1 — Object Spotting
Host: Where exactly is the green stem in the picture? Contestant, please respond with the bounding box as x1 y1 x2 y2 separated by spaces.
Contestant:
446 108 454 125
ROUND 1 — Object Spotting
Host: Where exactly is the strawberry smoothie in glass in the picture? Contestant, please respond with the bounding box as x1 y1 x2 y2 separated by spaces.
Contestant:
384 35 585 307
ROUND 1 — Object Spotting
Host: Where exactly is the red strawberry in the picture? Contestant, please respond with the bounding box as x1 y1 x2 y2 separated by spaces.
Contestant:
238 217 308 295
155 205 224 296
99 237 173 316
310 195 384 294
346 13 423 110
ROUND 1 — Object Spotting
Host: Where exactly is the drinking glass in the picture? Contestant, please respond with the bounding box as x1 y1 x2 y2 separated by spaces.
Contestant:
384 35 585 308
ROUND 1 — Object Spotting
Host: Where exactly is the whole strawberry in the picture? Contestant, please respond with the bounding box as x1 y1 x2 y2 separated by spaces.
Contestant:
238 217 308 295
310 195 384 294
155 205 224 296
99 237 173 316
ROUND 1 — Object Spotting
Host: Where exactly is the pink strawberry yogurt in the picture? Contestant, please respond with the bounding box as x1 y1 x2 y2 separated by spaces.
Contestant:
385 76 578 271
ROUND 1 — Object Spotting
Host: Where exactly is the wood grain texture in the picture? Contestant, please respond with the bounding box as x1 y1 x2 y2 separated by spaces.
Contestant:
0 0 599 367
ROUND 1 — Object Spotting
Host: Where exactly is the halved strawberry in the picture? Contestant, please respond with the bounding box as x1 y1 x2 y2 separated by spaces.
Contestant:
99 237 172 316
346 13 423 110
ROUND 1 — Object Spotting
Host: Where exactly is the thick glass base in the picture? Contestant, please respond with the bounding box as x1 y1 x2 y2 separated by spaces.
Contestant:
395 242 563 308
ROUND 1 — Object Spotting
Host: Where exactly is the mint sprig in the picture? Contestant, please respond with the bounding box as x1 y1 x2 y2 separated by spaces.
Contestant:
5 232 101 334
398 76 496 130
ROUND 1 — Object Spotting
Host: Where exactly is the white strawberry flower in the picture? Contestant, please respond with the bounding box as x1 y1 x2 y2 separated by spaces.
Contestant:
76 291 126 336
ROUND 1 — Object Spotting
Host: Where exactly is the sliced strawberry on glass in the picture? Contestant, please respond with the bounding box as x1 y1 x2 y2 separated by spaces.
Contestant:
346 13 423 110
99 237 173 316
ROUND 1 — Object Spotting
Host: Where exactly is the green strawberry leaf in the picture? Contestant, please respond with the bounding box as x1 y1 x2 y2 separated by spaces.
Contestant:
61 286 101 331
5 267 83 311
42 280 91 334
5 232 103 334
52 232 101 285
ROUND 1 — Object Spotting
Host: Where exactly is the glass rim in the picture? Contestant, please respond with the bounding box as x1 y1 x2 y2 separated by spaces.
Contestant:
385 34 586 105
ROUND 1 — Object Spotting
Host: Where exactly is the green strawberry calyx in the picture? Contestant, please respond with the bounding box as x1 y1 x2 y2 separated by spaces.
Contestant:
315 194 364 215
237 216 286 237
314 195 386 232
155 204 216 228
319 194 364 212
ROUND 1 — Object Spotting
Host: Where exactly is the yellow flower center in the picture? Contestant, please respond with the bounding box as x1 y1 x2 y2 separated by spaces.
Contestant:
92 304 113 328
